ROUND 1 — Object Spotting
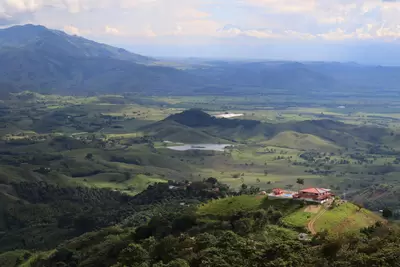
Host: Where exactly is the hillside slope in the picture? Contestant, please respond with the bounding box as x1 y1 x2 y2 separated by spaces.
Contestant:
264 131 341 151
0 24 149 63
0 25 200 95
145 109 390 148
7 194 397 267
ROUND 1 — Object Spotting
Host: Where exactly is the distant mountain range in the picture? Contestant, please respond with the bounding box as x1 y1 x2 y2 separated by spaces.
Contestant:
1 24 400 96
0 24 199 95
0 24 150 63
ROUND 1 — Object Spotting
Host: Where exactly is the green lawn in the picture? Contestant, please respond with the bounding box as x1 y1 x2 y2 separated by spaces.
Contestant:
314 202 382 233
282 209 315 228
197 195 264 217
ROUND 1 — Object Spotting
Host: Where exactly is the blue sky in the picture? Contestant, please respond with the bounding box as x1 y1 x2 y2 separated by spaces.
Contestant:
2 0 400 64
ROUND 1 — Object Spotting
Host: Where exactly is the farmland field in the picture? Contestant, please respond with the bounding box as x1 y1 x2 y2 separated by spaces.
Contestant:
1 92 400 214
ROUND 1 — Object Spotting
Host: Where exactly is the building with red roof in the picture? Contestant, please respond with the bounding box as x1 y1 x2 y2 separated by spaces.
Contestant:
293 187 333 202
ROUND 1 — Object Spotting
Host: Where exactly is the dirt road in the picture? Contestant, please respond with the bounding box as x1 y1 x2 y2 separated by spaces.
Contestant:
307 208 327 235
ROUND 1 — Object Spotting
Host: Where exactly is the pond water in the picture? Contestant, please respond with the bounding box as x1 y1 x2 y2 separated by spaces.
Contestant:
167 144 231 151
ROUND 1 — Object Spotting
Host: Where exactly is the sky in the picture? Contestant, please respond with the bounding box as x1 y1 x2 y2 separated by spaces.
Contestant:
1 0 400 64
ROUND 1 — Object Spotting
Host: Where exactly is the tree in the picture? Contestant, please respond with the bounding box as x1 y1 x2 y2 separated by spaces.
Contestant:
165 259 190 267
233 218 253 235
206 177 218 185
296 178 305 191
196 233 218 251
382 208 393 218
85 153 93 160
285 184 294 190
118 243 149 266
241 184 248 190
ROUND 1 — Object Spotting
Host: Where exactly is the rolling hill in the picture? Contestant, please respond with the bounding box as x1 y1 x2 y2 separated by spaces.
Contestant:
143 109 391 148
139 120 223 143
264 131 341 151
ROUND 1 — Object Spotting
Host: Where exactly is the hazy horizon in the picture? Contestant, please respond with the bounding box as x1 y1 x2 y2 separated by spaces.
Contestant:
3 0 400 65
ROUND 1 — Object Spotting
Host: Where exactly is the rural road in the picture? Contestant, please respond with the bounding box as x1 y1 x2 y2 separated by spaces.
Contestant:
308 208 327 235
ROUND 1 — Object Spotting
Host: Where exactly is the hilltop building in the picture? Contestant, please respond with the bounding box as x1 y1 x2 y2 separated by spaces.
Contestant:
268 187 334 204
293 188 333 203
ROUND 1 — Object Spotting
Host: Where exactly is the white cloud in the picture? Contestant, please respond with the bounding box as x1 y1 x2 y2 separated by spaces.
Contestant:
63 24 92 35
63 25 80 35
105 25 121 35
142 26 157 37
3 0 42 12
317 16 346 25
245 0 317 13
318 28 354 41
3 0 400 46
284 30 316 40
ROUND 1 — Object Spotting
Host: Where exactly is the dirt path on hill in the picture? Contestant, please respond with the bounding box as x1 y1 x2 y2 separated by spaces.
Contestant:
308 208 327 235
304 205 321 213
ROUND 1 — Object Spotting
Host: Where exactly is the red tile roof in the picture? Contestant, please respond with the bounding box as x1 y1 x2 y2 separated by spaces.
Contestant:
300 188 330 194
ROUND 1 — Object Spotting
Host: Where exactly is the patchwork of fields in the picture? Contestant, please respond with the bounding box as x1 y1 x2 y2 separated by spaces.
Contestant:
1 92 400 213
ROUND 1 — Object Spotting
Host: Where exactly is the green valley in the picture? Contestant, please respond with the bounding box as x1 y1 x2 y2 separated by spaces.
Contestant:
0 23 400 267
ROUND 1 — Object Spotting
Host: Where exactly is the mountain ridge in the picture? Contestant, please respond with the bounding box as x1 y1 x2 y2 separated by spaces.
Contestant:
0 24 150 63
0 24 201 95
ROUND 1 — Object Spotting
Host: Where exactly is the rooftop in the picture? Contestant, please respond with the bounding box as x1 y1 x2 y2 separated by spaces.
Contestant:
299 188 331 194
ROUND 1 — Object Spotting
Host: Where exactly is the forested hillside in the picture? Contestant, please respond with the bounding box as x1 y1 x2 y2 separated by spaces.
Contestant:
0 180 227 254
1 187 398 267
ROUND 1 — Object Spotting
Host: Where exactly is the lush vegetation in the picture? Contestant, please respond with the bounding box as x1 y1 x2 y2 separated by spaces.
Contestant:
1 23 400 267
1 193 398 267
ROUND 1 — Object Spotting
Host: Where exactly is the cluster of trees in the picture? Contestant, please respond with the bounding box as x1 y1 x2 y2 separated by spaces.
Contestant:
0 180 228 253
23 206 400 267
167 109 260 129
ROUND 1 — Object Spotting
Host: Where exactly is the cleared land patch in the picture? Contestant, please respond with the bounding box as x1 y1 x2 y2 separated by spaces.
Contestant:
304 205 321 213
314 202 383 233
265 131 340 152
281 209 316 229
197 195 263 217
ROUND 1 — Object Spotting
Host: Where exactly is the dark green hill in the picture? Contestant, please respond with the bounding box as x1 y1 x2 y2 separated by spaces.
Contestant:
140 120 222 143
141 109 261 143
0 180 225 253
166 109 260 129
145 109 390 148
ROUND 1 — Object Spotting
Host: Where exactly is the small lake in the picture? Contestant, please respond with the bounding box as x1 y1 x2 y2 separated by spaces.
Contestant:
167 144 231 151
